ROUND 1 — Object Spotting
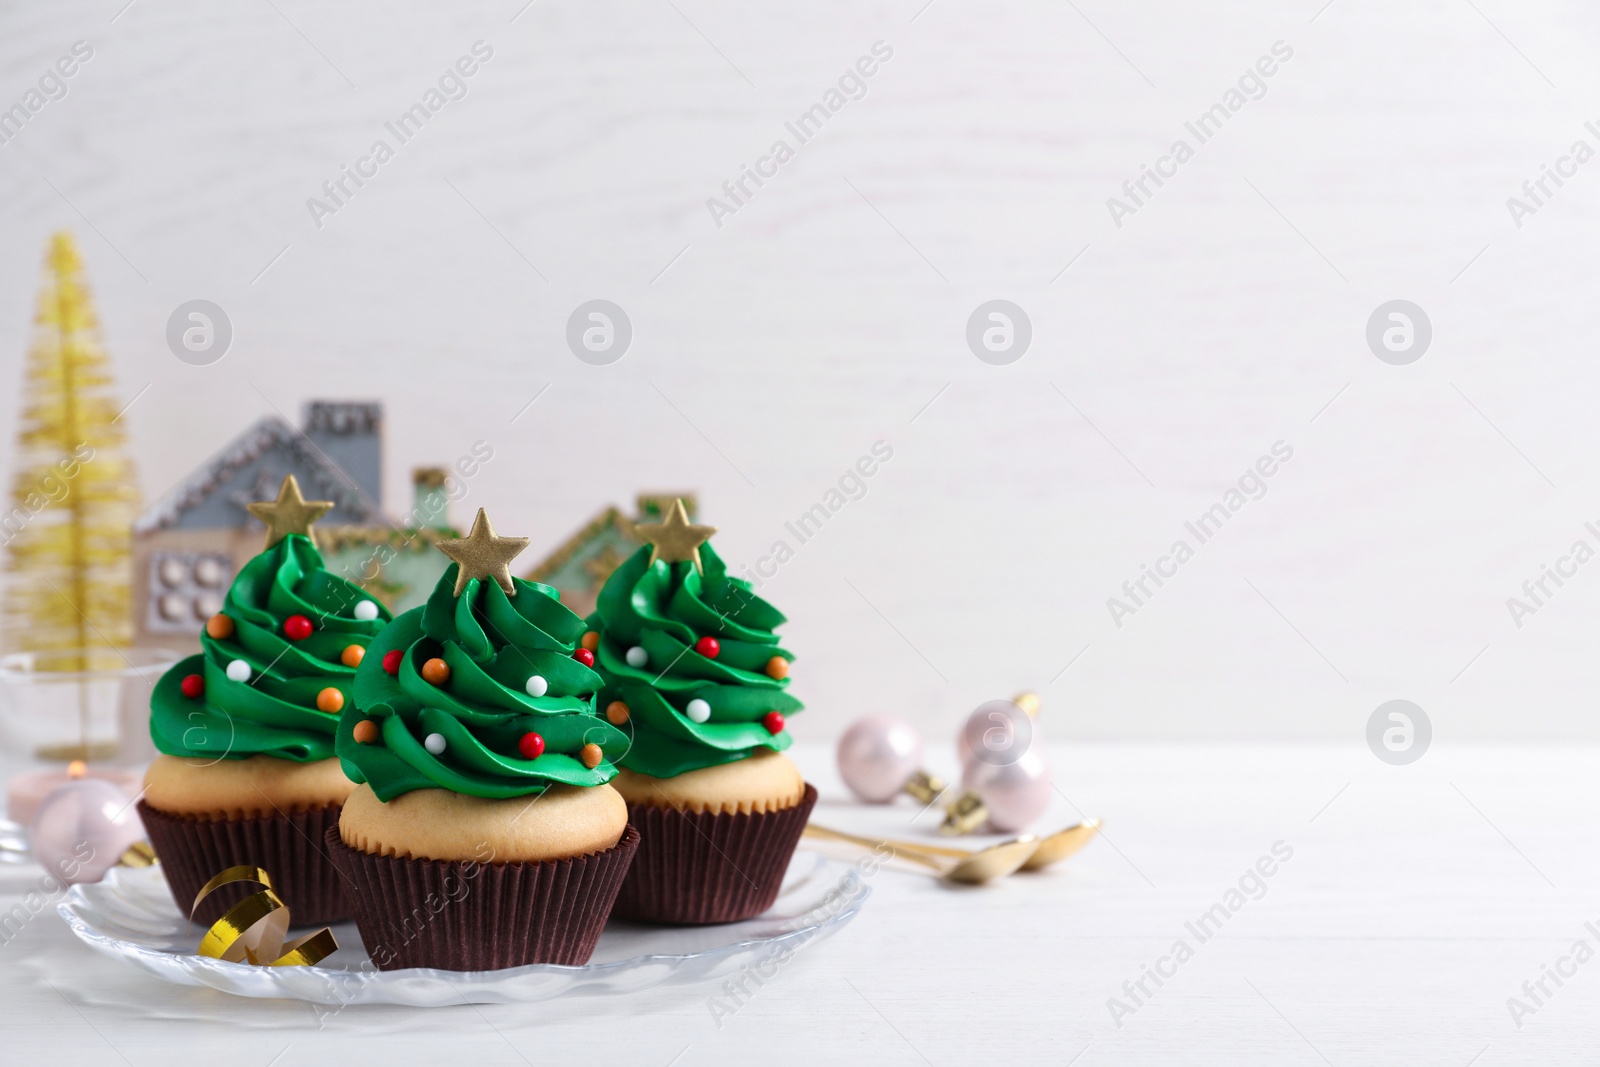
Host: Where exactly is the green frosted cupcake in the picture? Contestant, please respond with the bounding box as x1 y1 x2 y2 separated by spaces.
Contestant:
585 499 814 925
141 475 391 925
328 509 638 969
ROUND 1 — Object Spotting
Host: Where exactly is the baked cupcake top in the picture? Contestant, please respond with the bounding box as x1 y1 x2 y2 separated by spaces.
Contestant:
585 499 800 779
337 510 627 802
150 476 392 763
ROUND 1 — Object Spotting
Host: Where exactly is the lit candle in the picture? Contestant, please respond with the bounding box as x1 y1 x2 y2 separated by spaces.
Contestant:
7 760 142 831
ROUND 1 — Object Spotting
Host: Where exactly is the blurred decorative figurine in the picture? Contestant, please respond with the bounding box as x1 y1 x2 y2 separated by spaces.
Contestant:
3 233 140 759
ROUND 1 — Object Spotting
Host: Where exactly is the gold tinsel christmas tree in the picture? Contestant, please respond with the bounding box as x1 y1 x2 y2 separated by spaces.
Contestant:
4 233 138 698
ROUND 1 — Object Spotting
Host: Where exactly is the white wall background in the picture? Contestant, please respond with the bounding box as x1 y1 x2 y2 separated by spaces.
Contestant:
0 0 1596 743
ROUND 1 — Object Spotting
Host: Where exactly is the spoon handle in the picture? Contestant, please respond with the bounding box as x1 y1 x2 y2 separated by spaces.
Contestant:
811 822 1099 862
802 824 949 870
913 821 1096 860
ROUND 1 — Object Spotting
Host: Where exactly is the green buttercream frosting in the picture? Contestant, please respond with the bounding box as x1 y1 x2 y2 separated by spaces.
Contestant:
337 565 627 801
150 534 392 762
586 542 800 779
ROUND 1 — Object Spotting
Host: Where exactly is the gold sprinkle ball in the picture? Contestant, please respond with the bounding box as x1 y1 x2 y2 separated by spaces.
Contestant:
421 658 450 685
205 614 235 640
579 743 603 769
764 656 790 680
605 700 630 725
316 687 345 713
352 719 379 744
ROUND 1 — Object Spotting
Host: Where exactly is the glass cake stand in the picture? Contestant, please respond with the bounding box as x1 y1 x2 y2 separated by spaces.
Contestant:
57 850 869 1006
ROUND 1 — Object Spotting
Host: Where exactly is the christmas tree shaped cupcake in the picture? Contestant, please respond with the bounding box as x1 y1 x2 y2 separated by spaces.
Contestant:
329 510 638 970
142 475 392 925
586 500 814 924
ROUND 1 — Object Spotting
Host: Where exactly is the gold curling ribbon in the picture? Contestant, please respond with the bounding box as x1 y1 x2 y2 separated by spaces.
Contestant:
192 865 338 967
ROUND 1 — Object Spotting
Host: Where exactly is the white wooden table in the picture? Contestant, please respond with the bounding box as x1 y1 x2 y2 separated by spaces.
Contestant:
0 741 1592 1065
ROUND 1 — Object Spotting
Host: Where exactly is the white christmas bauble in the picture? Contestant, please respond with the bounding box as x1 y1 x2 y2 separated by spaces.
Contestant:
424 733 447 755
354 600 379 621
837 716 924 803
30 780 145 886
958 699 1038 767
685 698 711 723
960 750 1053 833
525 675 549 697
226 660 251 682
625 646 648 668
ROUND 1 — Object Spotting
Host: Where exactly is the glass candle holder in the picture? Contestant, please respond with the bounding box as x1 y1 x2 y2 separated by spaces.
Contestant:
0 646 177 763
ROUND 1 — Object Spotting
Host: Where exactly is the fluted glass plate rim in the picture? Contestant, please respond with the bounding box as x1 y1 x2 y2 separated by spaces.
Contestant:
57 849 869 1005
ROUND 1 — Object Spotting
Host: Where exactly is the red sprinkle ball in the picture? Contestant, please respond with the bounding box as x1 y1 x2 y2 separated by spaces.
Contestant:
694 636 720 659
518 732 546 759
180 673 204 699
762 711 785 735
284 614 313 641
381 649 404 675
573 647 595 667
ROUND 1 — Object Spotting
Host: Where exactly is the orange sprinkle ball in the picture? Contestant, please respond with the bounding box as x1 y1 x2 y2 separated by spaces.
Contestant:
605 700 630 726
341 644 365 668
205 614 235 640
316 687 345 713
581 631 600 652
421 658 450 685
764 656 790 680
352 719 379 744
579 743 603 769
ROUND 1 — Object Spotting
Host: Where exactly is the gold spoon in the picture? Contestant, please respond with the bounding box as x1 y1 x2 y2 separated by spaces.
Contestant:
1020 818 1101 870
806 819 1101 876
803 824 1038 885
880 819 1101 871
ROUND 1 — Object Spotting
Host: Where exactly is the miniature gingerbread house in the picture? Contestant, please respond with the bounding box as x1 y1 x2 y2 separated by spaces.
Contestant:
525 494 698 617
132 401 456 654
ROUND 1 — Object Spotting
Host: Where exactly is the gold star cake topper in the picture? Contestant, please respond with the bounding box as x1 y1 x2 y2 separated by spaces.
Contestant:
246 474 334 549
634 498 717 574
436 508 530 596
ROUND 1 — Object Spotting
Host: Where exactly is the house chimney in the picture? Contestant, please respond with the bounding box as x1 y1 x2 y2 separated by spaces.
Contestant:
303 401 383 508
635 493 698 522
411 467 449 530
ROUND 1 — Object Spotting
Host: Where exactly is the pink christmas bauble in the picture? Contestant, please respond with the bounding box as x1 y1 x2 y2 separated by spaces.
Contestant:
957 698 1039 767
960 749 1052 833
837 715 923 803
29 779 145 885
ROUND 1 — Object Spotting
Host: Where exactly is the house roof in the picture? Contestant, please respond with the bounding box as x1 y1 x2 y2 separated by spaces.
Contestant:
524 506 630 582
522 494 699 584
133 415 383 534
317 525 456 552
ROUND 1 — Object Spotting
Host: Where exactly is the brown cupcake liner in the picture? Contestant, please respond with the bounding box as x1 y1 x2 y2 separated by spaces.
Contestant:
138 800 351 927
324 824 640 971
611 782 817 926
